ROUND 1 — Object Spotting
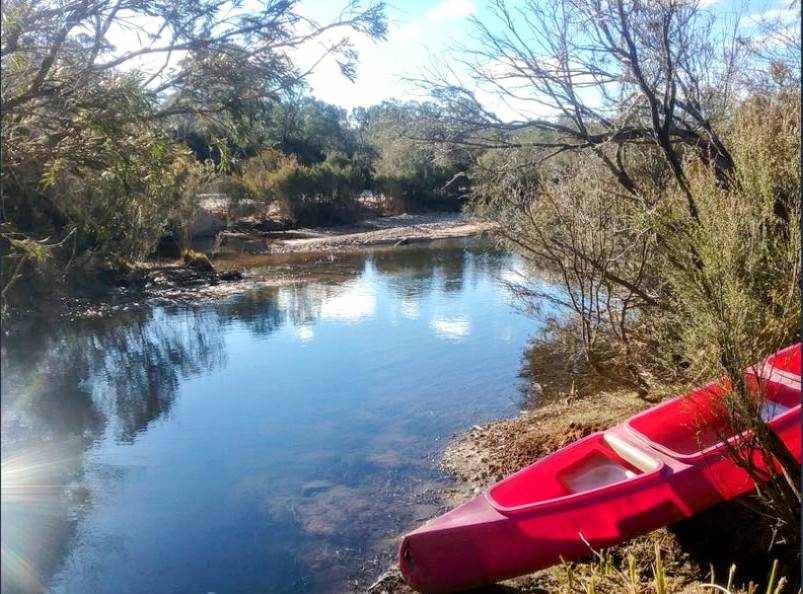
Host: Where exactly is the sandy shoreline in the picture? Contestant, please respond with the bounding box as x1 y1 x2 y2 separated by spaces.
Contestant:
216 212 497 255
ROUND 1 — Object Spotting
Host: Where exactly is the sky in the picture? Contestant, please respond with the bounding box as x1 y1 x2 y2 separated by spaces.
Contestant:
293 0 799 118
293 0 482 109
111 0 800 120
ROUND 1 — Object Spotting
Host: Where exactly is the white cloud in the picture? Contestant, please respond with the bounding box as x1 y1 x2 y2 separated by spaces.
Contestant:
746 5 800 26
426 0 476 22
393 22 425 43
292 17 427 109
289 1 506 115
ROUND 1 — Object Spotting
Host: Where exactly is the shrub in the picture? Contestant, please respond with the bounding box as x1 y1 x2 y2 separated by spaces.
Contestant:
1 77 218 311
649 92 801 545
234 149 365 225
474 89 800 550
373 148 463 211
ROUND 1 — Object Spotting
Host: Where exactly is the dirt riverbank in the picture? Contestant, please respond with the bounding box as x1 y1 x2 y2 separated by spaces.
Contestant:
20 213 492 321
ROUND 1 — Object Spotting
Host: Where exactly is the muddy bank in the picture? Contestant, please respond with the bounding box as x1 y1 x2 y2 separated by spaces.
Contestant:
23 257 302 321
13 213 492 321
53 213 493 319
215 212 496 255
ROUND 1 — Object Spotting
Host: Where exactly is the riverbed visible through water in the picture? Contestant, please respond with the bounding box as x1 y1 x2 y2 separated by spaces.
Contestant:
1 240 552 594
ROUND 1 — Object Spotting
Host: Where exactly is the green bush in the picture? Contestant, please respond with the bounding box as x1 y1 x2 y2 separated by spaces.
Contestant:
1 76 217 311
654 91 801 380
373 163 462 211
235 149 365 225
364 100 469 211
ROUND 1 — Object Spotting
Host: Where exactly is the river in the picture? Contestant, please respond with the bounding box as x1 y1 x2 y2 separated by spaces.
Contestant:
1 240 551 594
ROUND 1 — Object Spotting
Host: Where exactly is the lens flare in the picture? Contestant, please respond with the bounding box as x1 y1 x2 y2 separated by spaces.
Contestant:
2 447 81 593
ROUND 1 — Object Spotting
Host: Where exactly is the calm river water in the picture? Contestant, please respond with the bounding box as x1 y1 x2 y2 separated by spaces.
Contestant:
1 240 549 594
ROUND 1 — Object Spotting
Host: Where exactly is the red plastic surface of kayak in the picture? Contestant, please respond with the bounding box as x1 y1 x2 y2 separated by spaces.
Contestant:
399 344 801 593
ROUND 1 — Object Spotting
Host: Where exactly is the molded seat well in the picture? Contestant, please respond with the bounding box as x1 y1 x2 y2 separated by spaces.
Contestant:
488 432 659 509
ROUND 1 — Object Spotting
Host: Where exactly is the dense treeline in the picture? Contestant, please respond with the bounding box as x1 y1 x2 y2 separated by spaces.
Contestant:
0 0 471 311
199 96 472 225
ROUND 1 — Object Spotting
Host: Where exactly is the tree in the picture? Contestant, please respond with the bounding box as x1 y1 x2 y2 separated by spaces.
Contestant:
420 0 800 546
364 100 471 209
1 0 387 309
2 0 386 121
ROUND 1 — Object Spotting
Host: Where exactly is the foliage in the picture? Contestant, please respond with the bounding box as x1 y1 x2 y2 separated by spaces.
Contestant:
654 93 801 381
235 149 365 225
366 101 470 210
648 92 801 545
555 541 789 594
1 0 386 122
1 72 217 310
0 0 387 313
433 0 801 549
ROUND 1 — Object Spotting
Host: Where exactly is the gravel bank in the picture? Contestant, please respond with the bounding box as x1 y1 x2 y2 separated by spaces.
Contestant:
216 212 496 255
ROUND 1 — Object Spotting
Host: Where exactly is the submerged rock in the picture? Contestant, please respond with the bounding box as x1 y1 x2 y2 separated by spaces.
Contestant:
301 480 335 497
219 269 244 282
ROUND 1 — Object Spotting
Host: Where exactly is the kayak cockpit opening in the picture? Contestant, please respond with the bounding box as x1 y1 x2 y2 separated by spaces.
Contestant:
562 433 659 493
627 377 800 460
487 432 660 511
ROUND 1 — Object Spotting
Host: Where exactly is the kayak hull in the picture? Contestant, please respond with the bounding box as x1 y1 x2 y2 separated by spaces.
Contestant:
399 345 801 593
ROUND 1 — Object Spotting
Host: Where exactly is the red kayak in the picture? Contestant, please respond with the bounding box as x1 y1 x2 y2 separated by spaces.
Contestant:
399 344 801 593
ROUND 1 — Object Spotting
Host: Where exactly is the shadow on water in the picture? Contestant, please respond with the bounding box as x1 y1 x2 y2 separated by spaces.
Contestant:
1 240 545 594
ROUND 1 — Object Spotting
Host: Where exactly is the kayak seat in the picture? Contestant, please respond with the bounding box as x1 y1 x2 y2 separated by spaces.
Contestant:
561 433 659 494
602 432 661 472
757 378 799 420
488 432 659 508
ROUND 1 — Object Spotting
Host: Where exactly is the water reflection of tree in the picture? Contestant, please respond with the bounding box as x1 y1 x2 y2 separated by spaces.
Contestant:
214 287 285 335
4 309 225 431
101 308 227 441
0 241 517 593
218 245 509 336
1 307 226 593
373 241 509 298
1 338 106 594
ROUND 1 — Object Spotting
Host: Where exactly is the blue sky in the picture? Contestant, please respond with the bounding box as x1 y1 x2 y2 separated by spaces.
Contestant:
295 0 799 115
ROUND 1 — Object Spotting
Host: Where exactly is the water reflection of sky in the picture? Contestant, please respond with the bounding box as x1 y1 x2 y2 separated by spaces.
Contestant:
1 241 558 594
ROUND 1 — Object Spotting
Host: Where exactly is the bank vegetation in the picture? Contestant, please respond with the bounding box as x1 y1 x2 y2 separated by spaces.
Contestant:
1 0 477 314
414 0 800 587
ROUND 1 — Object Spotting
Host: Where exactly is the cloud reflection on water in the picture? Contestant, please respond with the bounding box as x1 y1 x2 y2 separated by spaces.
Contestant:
430 315 471 340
